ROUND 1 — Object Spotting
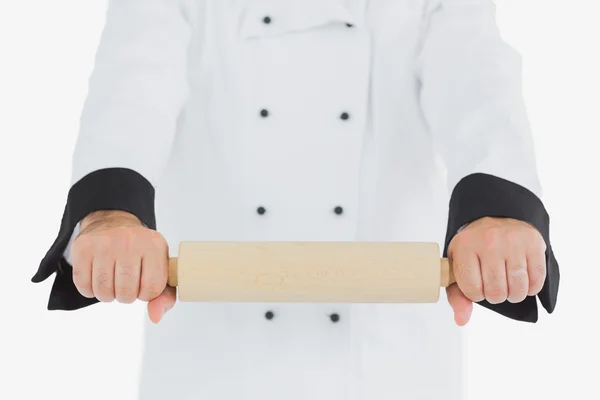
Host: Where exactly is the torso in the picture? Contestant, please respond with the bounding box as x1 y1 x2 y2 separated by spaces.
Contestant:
141 1 462 399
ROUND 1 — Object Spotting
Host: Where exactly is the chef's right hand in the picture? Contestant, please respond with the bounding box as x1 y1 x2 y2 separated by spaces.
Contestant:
71 210 175 324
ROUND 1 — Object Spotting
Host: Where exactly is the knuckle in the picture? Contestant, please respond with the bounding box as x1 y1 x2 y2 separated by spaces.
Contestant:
452 263 470 281
117 263 137 278
115 281 136 295
114 227 136 250
508 263 527 276
508 275 528 301
525 228 546 249
117 296 136 304
528 283 542 295
485 287 507 304
72 235 93 254
73 280 92 297
508 293 527 303
72 270 90 291
93 234 114 256
115 263 139 301
145 281 166 299
508 267 528 282
95 289 113 301
525 227 537 239
76 287 93 298
491 263 507 278
146 230 167 251
528 274 546 293
116 287 138 303
484 268 504 285
531 263 547 281
462 283 484 301
450 232 468 247
527 226 542 239
535 239 547 253
72 264 88 279
94 272 113 294
137 292 152 302
482 228 501 248
505 230 521 245
95 270 111 285
534 262 547 275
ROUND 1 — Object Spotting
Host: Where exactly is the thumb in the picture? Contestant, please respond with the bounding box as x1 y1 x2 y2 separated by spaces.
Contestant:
147 285 177 324
446 283 473 326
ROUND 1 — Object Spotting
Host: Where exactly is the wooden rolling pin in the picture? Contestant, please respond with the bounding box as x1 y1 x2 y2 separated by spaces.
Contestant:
167 242 456 303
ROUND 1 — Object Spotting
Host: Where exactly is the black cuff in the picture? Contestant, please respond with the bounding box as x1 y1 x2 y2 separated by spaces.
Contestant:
443 173 560 323
31 167 156 311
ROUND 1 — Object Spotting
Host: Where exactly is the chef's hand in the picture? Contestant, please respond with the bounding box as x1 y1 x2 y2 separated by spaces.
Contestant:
446 217 547 326
71 210 175 324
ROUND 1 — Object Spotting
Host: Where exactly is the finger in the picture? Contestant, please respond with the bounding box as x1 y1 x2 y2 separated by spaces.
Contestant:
446 283 473 326
506 253 529 303
527 249 547 296
92 256 116 302
451 247 484 303
147 286 177 324
138 245 169 302
480 251 508 305
71 239 94 298
114 254 142 304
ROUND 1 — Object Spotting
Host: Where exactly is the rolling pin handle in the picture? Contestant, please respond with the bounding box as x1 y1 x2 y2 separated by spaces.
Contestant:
440 258 456 288
168 257 178 287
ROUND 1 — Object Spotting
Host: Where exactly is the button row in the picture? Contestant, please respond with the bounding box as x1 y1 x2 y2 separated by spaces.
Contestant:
262 15 355 29
255 206 344 215
258 108 351 121
264 310 340 323
253 11 350 330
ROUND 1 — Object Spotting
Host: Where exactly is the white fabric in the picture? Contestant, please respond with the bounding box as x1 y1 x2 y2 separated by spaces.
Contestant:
63 222 79 265
67 0 542 399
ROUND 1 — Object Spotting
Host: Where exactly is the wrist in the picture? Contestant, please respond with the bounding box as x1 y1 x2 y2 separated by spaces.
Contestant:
81 210 142 232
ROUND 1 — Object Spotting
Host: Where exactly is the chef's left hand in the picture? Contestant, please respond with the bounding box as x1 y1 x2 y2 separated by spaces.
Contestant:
446 217 547 326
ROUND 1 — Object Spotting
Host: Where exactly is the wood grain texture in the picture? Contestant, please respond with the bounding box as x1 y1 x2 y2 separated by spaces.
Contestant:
168 241 454 303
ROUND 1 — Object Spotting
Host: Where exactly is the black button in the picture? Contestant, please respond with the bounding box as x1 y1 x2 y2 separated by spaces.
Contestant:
265 311 274 320
346 23 354 28
257 206 266 215
260 109 269 118
334 206 344 215
263 16 272 24
340 112 350 121
330 313 340 323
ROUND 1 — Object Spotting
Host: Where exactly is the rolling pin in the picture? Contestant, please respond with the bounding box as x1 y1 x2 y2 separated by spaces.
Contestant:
168 242 456 303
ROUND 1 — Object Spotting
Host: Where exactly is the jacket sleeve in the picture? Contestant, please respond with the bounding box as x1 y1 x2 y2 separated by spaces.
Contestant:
31 0 192 311
416 0 559 322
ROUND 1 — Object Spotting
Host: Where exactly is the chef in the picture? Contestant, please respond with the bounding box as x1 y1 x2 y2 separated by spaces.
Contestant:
32 0 560 399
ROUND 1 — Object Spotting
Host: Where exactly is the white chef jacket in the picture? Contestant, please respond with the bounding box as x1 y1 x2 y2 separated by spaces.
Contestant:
32 0 560 399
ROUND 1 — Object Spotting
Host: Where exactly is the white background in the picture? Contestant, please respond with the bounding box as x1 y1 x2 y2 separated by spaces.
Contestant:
1 1 598 399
